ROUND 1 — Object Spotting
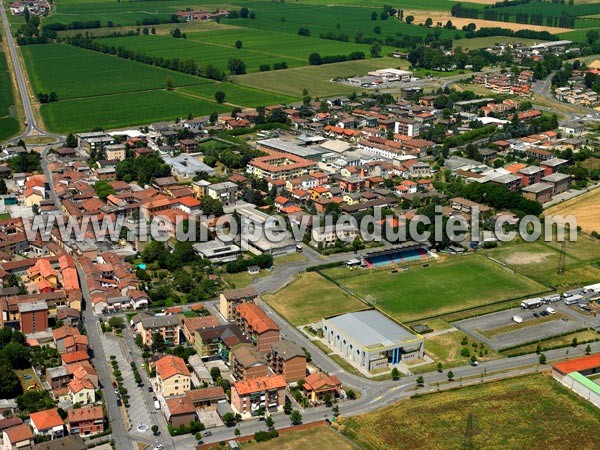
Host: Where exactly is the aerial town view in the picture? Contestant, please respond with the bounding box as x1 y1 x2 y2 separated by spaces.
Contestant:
1 0 600 449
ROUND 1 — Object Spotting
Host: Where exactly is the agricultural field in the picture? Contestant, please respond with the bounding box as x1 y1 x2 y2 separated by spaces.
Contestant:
453 35 546 50
0 50 20 141
262 272 365 326
179 83 298 108
21 44 211 100
39 90 228 133
235 57 407 97
322 255 546 323
340 374 600 450
545 188 600 235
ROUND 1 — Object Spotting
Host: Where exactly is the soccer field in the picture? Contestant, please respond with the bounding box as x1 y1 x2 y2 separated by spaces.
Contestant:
322 255 546 323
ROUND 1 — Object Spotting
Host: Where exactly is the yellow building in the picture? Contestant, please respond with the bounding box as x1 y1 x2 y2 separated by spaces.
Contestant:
155 355 191 398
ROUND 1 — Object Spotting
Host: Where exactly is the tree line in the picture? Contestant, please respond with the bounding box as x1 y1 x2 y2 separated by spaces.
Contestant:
62 35 228 81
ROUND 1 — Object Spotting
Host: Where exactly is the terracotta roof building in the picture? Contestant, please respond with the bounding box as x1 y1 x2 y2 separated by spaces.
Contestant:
234 302 279 353
231 375 287 417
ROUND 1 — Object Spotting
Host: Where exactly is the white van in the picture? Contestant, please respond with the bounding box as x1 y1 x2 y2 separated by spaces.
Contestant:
546 307 556 315
512 315 523 324
154 400 160 410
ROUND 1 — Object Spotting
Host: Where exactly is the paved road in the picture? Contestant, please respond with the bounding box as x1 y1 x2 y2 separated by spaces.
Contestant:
76 261 133 450
0 1 63 143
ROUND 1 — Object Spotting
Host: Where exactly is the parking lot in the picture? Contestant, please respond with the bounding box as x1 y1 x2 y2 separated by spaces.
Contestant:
454 306 585 351
101 335 159 439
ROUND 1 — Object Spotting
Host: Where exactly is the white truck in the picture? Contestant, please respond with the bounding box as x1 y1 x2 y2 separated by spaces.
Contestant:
546 307 556 315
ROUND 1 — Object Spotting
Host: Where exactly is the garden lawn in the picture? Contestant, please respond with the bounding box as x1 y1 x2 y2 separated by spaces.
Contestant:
262 272 365 326
323 255 545 323
21 43 212 100
342 374 600 450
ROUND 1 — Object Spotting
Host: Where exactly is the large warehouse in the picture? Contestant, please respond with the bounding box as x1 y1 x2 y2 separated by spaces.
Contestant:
322 309 423 371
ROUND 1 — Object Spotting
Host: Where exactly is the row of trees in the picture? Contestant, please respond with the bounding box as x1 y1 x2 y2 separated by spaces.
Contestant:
308 51 366 66
63 35 228 81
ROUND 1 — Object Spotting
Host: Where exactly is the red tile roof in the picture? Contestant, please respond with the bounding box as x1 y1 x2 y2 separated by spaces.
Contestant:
4 424 33 443
235 302 279 334
29 408 63 430
155 355 190 380
233 374 287 396
552 354 600 375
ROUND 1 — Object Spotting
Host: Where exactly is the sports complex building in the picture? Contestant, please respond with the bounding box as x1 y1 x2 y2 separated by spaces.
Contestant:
322 309 424 371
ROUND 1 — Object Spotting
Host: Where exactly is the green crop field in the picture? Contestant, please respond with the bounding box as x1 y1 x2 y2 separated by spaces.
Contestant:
40 90 228 133
21 43 211 100
43 0 458 28
322 255 545 323
0 50 20 141
179 82 298 108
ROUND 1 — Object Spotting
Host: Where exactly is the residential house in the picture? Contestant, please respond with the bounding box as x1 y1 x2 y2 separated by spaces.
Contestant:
230 375 287 416
135 314 180 346
231 344 268 381
219 287 258 321
268 341 307 383
66 406 104 437
163 397 196 428
193 324 249 360
303 372 341 404
29 409 64 440
234 303 280 353
155 355 191 398
3 424 34 450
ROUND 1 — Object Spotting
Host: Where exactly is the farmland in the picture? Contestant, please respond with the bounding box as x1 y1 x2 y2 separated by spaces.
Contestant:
179 83 297 108
341 374 600 450
21 44 211 100
545 188 600 235
321 255 546 323
0 49 19 141
236 57 407 97
39 90 228 133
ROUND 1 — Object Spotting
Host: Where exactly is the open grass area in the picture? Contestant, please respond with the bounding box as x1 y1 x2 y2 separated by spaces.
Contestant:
501 329 600 356
486 234 600 288
205 425 359 450
235 57 407 97
221 270 269 290
262 272 365 326
340 374 600 450
322 255 546 323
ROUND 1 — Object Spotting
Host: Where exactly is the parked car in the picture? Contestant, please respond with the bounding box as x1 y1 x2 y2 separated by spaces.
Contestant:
148 386 153 392
202 431 212 437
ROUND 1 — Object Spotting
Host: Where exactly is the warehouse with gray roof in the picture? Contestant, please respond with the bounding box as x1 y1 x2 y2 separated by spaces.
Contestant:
322 309 423 371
